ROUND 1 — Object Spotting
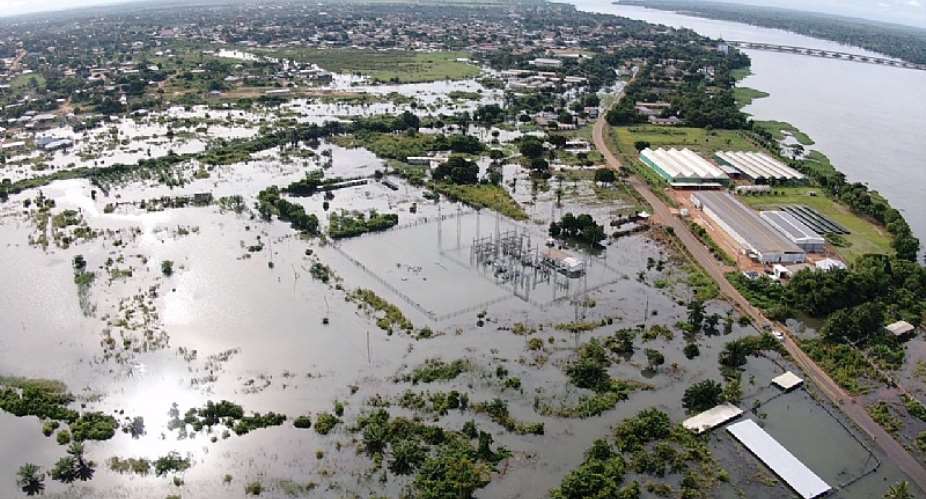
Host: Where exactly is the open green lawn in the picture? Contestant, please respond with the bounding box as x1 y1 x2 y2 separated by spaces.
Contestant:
754 120 815 146
613 125 760 157
733 86 769 108
433 183 527 220
261 49 479 83
738 187 892 262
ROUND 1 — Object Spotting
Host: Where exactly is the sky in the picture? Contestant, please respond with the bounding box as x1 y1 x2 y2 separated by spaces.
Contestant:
1 0 925 29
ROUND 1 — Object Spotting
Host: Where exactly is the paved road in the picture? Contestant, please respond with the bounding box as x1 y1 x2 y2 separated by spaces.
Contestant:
592 113 926 494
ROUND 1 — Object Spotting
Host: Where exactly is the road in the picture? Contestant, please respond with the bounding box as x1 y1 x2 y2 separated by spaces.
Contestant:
592 112 926 493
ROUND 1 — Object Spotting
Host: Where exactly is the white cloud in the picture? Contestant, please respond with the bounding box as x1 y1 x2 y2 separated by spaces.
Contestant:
908 0 923 8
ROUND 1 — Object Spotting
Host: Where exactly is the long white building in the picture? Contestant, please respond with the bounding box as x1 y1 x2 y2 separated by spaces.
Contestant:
691 191 805 264
639 147 729 187
715 151 804 182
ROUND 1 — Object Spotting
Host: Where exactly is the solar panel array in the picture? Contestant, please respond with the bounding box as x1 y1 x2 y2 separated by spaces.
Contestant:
780 205 849 235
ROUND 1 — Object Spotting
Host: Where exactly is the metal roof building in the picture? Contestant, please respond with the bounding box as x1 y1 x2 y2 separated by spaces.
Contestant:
640 148 729 187
682 403 743 434
715 151 804 181
727 419 831 499
691 191 805 264
760 210 825 253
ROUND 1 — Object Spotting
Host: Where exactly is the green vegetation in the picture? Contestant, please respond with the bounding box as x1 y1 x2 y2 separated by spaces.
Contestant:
350 288 413 333
682 380 724 414
256 186 319 235
800 339 878 395
433 183 527 220
688 222 734 265
293 415 312 429
614 126 759 157
109 456 153 476
70 412 118 441
541 338 649 418
0 376 79 423
549 212 607 246
552 409 726 498
176 400 286 436
733 87 769 108
259 49 479 83
738 187 892 261
752 120 814 146
403 359 470 384
16 463 45 496
398 389 470 416
472 399 544 435
328 210 398 239
868 401 903 435
154 452 191 476
314 412 340 435
353 408 509 496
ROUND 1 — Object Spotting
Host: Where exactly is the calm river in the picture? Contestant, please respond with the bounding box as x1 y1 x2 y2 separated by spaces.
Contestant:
571 0 926 257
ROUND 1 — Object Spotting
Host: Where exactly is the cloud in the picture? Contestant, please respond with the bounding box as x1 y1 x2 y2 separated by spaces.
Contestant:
908 0 923 8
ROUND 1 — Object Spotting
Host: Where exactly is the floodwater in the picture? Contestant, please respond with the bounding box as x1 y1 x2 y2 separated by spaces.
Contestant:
1 35 917 499
571 0 926 257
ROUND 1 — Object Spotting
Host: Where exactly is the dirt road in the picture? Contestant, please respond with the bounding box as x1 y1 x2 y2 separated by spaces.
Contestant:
592 113 926 493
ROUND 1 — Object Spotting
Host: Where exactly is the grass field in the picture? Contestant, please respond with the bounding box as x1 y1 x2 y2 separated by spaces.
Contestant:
433 183 527 220
262 49 479 83
734 86 769 108
754 120 815 146
613 125 760 156
738 187 892 261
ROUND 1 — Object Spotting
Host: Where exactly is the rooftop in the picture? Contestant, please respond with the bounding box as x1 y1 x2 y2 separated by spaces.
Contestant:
692 191 804 258
727 419 831 499
886 320 916 337
682 403 743 434
771 371 803 391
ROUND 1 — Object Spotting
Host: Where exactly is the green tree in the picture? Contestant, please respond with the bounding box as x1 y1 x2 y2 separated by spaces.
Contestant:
682 380 724 413
593 168 616 183
686 300 705 332
16 463 45 496
644 349 665 372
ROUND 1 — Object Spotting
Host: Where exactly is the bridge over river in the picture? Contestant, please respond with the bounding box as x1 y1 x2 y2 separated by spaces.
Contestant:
727 41 926 71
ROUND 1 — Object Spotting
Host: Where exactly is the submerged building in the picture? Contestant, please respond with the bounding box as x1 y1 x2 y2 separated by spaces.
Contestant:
639 148 729 187
691 191 805 264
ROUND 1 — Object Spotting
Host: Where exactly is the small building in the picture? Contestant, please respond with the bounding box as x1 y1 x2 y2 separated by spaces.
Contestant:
529 58 563 68
542 248 585 277
815 258 846 272
43 139 73 152
885 320 916 340
772 371 803 391
682 403 743 434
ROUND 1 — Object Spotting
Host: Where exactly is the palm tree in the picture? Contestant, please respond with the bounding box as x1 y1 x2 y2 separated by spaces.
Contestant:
67 441 96 481
884 481 914 499
51 456 78 483
16 463 45 496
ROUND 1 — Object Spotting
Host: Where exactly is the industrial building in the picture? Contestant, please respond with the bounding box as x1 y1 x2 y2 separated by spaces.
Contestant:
639 148 729 187
760 210 825 253
715 151 804 182
691 191 806 264
727 420 831 499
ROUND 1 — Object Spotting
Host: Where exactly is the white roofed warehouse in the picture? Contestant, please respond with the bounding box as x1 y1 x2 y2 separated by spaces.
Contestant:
691 191 806 264
639 148 730 187
760 210 826 253
714 151 805 182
